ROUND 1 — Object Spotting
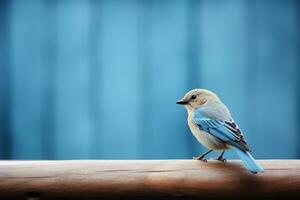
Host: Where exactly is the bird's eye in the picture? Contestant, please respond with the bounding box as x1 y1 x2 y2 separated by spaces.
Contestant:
191 95 197 100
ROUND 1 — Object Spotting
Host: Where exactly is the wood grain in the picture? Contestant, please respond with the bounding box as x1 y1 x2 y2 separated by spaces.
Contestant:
0 160 299 200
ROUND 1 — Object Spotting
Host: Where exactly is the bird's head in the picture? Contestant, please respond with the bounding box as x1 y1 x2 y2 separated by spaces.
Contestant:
176 89 220 112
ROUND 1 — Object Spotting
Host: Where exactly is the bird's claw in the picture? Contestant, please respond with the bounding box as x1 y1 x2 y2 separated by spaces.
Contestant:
193 156 207 162
215 157 227 163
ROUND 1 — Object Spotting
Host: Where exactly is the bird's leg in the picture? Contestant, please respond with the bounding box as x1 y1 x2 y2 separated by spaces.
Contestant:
215 150 226 162
193 149 213 162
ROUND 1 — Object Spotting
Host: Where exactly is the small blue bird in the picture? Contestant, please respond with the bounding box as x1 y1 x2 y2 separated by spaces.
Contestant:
177 89 264 173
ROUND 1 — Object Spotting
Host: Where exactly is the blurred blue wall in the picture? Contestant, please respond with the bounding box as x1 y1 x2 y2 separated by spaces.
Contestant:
0 0 299 160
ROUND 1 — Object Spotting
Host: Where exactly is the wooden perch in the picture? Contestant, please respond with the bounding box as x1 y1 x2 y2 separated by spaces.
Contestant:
0 160 299 200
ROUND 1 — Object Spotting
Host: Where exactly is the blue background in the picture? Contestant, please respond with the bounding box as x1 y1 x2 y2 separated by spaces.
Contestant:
0 0 299 160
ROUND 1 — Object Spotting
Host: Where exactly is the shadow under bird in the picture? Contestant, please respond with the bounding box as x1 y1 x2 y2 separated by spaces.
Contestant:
177 89 264 174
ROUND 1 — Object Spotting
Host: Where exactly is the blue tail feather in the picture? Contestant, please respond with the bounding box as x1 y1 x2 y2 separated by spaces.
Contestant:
233 147 264 174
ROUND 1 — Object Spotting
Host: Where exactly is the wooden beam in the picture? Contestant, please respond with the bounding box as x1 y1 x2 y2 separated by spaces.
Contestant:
0 160 299 200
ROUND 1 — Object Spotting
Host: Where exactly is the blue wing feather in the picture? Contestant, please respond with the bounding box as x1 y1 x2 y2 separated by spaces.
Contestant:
196 119 236 142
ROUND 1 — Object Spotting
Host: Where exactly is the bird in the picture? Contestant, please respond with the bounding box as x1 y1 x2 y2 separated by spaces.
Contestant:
176 89 264 174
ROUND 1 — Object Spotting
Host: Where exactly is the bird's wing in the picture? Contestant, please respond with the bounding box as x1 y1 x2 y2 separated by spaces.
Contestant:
194 112 251 152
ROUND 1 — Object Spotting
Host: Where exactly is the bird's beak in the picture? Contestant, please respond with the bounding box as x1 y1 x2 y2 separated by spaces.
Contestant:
176 99 188 105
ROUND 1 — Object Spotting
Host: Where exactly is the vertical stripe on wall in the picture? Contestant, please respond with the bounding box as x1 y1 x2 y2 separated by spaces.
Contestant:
137 0 154 159
0 0 12 159
297 0 300 158
55 1 92 159
88 0 103 158
140 0 191 158
10 0 46 159
97 0 140 159
40 0 57 159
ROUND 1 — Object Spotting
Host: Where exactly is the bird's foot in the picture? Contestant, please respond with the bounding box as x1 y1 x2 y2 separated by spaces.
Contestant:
215 157 227 163
193 156 207 162
193 149 213 162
